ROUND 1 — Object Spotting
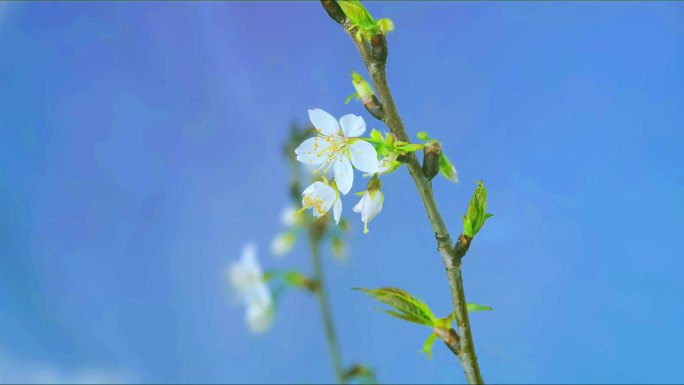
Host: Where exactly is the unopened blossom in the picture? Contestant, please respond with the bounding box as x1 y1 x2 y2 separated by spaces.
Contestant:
279 205 298 227
228 244 274 333
300 181 342 224
353 184 384 234
271 231 297 256
295 108 380 195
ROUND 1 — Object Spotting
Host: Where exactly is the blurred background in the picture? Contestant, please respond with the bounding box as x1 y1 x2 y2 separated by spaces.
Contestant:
1 1 683 383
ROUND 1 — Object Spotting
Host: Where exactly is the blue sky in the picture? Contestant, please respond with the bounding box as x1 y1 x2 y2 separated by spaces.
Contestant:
1 1 683 383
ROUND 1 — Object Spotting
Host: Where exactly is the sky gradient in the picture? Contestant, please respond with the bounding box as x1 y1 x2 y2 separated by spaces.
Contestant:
1 2 683 383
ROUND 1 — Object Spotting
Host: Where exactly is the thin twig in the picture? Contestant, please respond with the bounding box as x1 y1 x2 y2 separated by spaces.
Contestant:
308 232 346 384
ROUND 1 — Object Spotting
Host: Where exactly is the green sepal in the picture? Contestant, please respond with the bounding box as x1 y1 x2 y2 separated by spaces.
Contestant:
467 303 493 313
355 287 436 327
420 333 438 360
439 152 458 182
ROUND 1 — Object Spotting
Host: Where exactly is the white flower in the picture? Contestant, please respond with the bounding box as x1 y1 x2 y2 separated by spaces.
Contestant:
271 231 296 256
353 189 384 234
300 181 342 224
244 284 274 333
228 244 274 333
295 108 380 195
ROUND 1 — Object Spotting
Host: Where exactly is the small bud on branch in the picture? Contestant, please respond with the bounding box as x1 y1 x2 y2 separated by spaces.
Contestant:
422 142 441 181
370 33 388 63
320 0 346 24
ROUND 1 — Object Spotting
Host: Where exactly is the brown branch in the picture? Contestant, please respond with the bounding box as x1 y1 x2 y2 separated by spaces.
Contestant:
322 3 485 383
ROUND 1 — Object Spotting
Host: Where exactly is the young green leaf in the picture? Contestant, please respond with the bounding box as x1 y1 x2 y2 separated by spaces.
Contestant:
355 287 436 327
338 0 376 30
420 333 438 360
375 18 394 34
439 152 459 182
467 303 493 313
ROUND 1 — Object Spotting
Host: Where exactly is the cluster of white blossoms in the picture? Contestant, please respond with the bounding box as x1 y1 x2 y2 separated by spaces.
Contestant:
228 244 274 333
295 108 385 232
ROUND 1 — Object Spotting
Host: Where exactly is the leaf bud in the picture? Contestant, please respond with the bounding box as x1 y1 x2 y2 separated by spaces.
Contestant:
320 0 346 24
422 141 441 180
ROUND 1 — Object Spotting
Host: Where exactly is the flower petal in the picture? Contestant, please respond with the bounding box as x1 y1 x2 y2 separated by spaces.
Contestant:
349 140 380 174
366 191 384 222
333 156 354 195
339 114 366 138
309 108 340 136
333 198 342 225
295 137 330 166
353 193 367 214
312 181 337 216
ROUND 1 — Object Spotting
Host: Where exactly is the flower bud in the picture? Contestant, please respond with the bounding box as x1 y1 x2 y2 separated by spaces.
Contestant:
422 142 441 181
370 33 388 63
320 0 346 24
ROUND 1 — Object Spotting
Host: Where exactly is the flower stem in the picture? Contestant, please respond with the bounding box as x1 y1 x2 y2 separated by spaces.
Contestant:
308 233 346 384
325 12 484 384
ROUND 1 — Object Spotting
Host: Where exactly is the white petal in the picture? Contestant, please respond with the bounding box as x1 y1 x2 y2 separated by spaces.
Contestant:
353 193 367 214
365 191 384 222
308 108 340 136
333 156 354 195
295 137 330 166
332 198 342 225
339 114 366 138
315 182 337 208
349 140 379 174
304 181 336 217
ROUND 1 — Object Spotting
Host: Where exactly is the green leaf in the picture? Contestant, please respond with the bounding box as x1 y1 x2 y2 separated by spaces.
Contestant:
355 287 436 327
439 152 458 182
338 0 376 30
467 303 493 313
345 92 360 104
416 131 430 141
420 333 438 360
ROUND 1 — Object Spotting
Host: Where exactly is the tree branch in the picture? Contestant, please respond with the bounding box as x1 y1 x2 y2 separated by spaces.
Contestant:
327 10 484 384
